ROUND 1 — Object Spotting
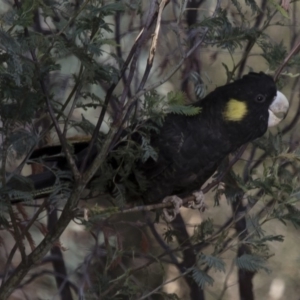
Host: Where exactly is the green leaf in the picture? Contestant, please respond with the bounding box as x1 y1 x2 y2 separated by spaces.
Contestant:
236 254 270 273
246 214 265 238
98 2 125 14
259 235 284 243
141 136 158 162
199 254 226 272
167 91 186 105
268 0 290 19
191 218 214 242
191 267 214 288
166 105 201 116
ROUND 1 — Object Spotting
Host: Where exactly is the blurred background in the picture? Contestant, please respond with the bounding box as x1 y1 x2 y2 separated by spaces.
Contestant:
0 0 300 299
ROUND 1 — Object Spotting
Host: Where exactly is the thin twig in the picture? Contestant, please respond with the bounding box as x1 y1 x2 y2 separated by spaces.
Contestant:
0 124 27 267
63 65 85 138
137 269 191 300
114 11 131 98
13 0 80 180
202 143 248 194
7 207 27 264
121 0 221 115
274 39 300 81
79 1 160 172
137 0 170 92
237 0 267 78
17 269 78 292
2 200 47 286
41 80 81 180
55 0 91 37
217 259 237 300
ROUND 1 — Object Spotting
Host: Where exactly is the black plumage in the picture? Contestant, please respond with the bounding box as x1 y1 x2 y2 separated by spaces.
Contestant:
10 72 288 204
137 72 282 203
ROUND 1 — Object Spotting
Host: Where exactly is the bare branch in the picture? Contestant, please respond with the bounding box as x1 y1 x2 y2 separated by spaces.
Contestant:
274 39 300 81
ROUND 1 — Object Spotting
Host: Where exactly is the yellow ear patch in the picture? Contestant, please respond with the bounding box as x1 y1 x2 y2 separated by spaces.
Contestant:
223 99 248 121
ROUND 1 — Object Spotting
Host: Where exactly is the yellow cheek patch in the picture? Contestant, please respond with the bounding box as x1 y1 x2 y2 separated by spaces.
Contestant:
223 99 248 121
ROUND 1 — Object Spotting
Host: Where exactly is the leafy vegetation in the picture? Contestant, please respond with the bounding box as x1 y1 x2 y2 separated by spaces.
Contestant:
0 0 299 299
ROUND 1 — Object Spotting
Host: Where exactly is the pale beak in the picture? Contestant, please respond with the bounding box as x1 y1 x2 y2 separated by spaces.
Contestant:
268 91 289 127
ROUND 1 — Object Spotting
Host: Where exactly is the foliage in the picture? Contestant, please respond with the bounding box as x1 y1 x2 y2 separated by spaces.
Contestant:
0 0 299 299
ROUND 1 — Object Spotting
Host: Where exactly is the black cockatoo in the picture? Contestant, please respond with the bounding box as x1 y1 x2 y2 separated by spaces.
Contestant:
7 72 289 217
